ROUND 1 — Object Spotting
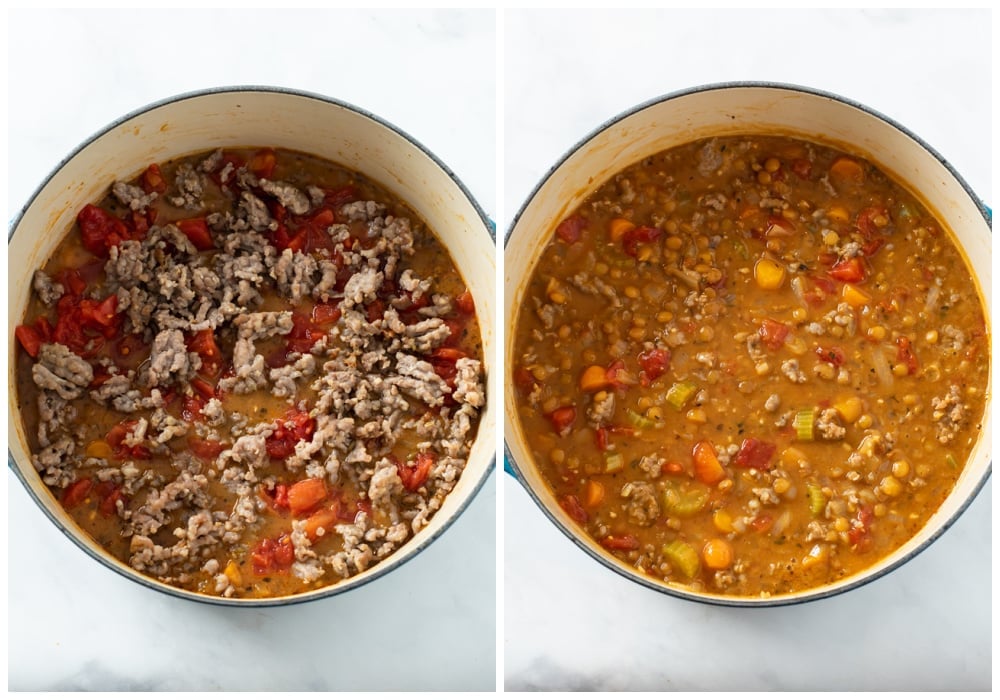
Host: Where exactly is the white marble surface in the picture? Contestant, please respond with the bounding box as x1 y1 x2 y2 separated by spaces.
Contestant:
7 9 496 692
503 8 991 692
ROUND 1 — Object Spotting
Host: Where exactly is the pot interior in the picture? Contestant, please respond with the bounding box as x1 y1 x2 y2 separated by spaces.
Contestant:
504 84 991 604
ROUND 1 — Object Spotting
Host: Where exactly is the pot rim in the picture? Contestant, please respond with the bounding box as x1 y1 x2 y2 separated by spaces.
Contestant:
503 80 992 608
8 84 496 608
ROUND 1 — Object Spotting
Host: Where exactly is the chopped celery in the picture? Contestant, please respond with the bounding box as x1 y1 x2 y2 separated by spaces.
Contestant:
662 487 709 517
662 540 700 579
604 452 625 473
733 239 749 260
945 454 959 470
793 409 815 441
625 408 660 430
806 483 826 517
665 381 698 411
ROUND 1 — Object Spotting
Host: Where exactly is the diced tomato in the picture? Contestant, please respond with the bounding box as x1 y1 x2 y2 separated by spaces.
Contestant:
829 257 866 282
856 206 889 239
251 534 295 575
455 289 475 315
98 484 125 517
637 348 671 384
365 299 386 324
861 237 885 257
322 185 360 213
602 534 640 551
546 406 576 436
759 319 789 351
287 477 329 515
442 317 465 347
106 419 151 460
56 268 87 296
555 214 586 244
61 478 93 508
622 225 662 257
287 208 335 253
814 346 845 366
284 313 326 357
733 438 777 470
141 163 168 194
263 482 290 511
303 507 341 542
790 158 812 179
189 377 216 401
750 514 774 533
77 204 129 258
311 303 342 326
595 427 609 452
397 452 435 492
559 494 589 524
513 366 537 395
895 336 918 374
848 504 875 553
125 208 158 238
605 359 636 390
176 218 214 251
248 147 277 179
15 324 43 358
188 437 227 461
265 408 316 460
78 295 119 335
181 394 207 423
188 329 223 377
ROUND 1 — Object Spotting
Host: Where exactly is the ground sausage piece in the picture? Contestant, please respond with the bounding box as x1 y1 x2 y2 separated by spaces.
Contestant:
452 358 485 408
146 329 201 387
931 384 967 445
234 311 294 341
31 343 94 400
259 179 311 216
816 408 846 440
587 393 615 426
169 164 205 210
32 270 64 306
621 481 660 526
112 181 158 212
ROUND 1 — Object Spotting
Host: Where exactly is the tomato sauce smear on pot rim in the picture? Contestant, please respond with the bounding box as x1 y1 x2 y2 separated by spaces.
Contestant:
512 134 988 598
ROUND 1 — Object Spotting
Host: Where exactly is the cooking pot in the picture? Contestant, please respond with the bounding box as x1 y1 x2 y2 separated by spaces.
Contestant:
503 82 991 606
7 86 497 606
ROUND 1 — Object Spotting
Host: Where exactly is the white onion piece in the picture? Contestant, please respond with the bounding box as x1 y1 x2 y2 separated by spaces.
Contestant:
871 346 894 387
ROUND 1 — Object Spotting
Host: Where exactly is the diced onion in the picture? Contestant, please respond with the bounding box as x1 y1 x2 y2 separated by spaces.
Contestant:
871 346 894 387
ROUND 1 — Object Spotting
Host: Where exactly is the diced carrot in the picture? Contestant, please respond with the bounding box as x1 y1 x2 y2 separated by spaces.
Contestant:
829 157 864 183
702 538 734 569
579 365 610 392
584 480 605 508
608 218 635 243
692 440 726 485
287 477 328 516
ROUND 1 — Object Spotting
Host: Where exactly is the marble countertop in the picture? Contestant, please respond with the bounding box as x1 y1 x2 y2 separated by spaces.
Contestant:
503 8 991 692
7 9 496 692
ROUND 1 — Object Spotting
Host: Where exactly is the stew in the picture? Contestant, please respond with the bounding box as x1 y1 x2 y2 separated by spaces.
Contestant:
512 135 987 598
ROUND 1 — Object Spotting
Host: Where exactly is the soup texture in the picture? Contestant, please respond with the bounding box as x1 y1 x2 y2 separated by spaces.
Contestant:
512 135 988 598
16 147 484 599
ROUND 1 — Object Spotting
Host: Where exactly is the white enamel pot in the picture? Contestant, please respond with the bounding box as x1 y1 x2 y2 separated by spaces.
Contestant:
504 82 991 607
8 86 496 606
